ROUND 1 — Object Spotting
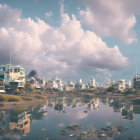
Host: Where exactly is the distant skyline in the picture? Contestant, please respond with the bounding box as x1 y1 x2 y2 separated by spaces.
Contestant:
0 0 140 83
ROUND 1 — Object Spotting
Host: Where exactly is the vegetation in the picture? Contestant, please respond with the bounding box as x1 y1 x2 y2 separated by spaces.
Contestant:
25 82 36 94
35 95 45 99
21 96 33 101
0 94 22 102
106 86 116 92
0 81 3 86
29 70 38 77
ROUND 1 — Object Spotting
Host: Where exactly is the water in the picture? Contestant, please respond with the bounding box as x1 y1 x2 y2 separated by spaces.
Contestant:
0 96 140 140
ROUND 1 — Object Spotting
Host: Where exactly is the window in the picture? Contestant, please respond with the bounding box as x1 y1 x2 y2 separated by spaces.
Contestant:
14 69 19 73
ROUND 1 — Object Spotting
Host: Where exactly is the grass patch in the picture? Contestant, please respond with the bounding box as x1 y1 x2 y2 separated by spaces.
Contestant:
0 94 22 102
35 95 45 99
21 96 33 101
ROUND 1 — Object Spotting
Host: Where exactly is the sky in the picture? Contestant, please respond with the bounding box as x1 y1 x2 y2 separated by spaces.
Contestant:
0 0 140 83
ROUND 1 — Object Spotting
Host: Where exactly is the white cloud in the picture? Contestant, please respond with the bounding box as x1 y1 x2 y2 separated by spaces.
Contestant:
79 0 138 45
45 11 53 19
0 4 128 80
0 4 21 27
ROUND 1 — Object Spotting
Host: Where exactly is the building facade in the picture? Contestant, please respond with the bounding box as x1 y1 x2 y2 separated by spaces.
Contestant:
0 64 25 88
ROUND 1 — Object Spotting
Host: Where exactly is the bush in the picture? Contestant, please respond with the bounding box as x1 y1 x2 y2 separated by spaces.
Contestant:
35 95 44 99
25 83 36 94
8 96 22 102
22 96 32 101
0 94 9 102
106 86 116 92
0 94 22 102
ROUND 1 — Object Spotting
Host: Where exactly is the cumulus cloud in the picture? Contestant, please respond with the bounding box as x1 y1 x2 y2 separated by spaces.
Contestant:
0 4 21 27
0 4 128 80
79 0 139 45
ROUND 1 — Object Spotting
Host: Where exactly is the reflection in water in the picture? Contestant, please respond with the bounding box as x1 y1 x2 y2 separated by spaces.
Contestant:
0 96 140 140
0 105 46 137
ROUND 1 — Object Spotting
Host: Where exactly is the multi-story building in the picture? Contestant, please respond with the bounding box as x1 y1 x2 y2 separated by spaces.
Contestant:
117 79 126 91
0 64 25 88
26 76 45 89
46 80 58 89
133 74 140 89
63 80 75 91
75 79 85 90
125 80 132 89
46 77 63 91
89 78 96 88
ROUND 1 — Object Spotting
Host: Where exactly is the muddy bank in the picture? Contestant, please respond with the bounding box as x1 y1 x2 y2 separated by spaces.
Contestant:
0 98 46 110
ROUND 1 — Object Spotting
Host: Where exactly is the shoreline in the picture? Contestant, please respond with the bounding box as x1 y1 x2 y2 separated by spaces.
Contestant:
0 92 140 110
0 95 47 110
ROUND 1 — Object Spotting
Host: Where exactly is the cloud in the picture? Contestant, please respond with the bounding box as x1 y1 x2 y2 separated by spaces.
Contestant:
0 4 21 27
0 4 128 80
66 108 88 120
79 0 138 45
45 11 53 19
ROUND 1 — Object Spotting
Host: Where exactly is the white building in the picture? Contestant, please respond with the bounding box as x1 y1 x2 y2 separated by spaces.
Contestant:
26 76 45 89
104 78 111 88
46 80 58 89
63 80 75 91
89 78 96 88
46 77 63 91
125 80 132 89
117 79 126 91
0 64 25 88
75 79 85 90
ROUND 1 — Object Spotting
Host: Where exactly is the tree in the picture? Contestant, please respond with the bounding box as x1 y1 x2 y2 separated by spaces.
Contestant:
106 86 116 92
29 70 38 78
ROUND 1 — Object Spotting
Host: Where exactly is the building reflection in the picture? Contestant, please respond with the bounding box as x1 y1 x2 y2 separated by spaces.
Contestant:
9 110 31 135
46 96 140 122
1 96 140 137
0 105 46 136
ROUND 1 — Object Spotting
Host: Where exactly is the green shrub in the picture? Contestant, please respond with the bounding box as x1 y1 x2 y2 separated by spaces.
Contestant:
35 95 44 99
25 83 36 94
0 94 9 102
8 96 22 102
0 94 22 102
106 86 116 92
22 96 32 101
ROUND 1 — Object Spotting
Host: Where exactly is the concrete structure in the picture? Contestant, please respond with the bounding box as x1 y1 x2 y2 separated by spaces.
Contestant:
46 80 58 89
26 76 45 89
89 78 96 88
0 86 5 93
75 79 85 90
63 81 75 91
117 79 126 91
104 78 111 88
133 74 140 89
125 80 132 89
46 77 63 91
0 64 25 88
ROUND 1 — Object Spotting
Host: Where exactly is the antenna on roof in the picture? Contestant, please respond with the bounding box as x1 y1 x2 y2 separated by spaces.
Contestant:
9 47 12 66
132 55 136 78
10 52 11 65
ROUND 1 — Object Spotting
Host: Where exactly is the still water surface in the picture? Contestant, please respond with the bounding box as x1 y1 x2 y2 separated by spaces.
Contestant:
0 96 140 140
